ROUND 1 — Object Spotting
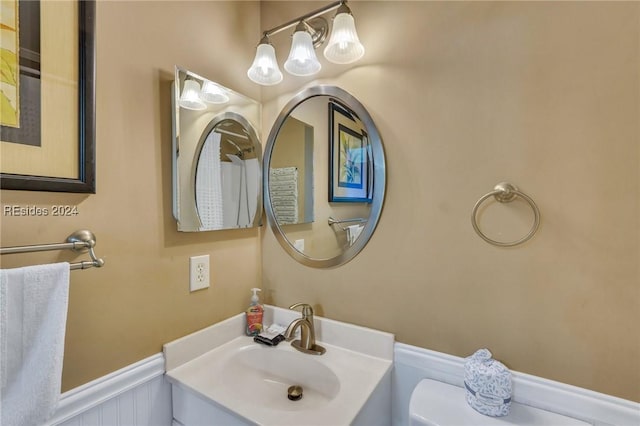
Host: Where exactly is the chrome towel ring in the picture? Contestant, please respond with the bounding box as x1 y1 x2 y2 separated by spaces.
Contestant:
471 182 540 247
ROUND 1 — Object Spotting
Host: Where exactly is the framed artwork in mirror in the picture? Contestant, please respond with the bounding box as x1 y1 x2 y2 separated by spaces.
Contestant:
0 0 96 193
328 101 371 202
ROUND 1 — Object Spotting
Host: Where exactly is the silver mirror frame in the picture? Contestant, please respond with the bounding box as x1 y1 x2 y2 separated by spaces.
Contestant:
263 85 386 268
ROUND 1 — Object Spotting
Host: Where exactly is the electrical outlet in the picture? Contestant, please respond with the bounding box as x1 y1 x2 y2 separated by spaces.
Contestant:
189 255 210 292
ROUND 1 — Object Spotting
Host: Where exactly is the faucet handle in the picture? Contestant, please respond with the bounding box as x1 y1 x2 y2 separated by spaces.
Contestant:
289 303 314 318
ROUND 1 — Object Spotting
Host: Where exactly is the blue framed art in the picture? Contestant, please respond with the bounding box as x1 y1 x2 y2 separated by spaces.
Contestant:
328 101 372 203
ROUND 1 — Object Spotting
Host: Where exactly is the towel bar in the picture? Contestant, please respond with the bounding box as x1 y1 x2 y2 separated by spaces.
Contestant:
0 230 105 270
327 216 367 226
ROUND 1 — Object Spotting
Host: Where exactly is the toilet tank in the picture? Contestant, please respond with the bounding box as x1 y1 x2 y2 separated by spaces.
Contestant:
409 379 592 426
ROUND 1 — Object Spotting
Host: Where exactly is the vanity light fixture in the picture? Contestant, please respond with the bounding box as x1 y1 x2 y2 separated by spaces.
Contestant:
247 35 284 86
284 22 322 76
323 2 364 64
247 0 364 85
178 79 206 110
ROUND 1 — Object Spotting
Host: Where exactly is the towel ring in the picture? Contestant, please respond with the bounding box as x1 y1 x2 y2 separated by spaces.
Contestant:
471 182 540 247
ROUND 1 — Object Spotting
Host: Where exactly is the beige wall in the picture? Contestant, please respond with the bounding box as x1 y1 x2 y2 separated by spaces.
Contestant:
0 0 638 404
261 2 640 401
271 116 309 223
0 1 262 391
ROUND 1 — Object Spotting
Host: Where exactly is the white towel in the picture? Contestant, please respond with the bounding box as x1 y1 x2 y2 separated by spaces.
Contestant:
346 224 364 246
1 262 70 426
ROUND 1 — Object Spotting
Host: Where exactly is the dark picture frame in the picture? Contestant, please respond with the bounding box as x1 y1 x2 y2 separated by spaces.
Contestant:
1 0 41 147
328 101 371 203
0 0 96 193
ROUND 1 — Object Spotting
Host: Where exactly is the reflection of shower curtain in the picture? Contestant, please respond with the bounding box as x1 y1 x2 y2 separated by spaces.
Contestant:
221 162 242 227
221 158 260 228
195 132 224 230
244 159 260 225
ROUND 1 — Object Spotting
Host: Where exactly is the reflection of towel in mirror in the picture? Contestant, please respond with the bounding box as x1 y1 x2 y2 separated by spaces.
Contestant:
1 262 70 426
346 224 364 246
270 167 298 225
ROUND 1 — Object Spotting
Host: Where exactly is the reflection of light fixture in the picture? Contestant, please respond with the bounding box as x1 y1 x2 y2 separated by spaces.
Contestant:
284 22 322 76
247 36 283 85
179 78 231 109
179 80 206 110
247 0 364 85
200 81 230 104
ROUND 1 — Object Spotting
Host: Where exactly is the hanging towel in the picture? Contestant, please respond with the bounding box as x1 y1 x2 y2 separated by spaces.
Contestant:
346 224 364 246
1 262 70 426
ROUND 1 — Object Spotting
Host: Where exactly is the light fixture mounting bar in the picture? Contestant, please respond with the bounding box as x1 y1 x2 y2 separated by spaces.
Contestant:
263 0 343 39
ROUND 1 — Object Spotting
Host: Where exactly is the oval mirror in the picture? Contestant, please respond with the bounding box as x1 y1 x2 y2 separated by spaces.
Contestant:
264 86 386 268
172 67 262 231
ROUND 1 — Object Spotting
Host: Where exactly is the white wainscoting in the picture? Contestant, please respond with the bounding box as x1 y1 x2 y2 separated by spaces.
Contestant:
47 354 172 426
40 343 639 426
393 343 640 426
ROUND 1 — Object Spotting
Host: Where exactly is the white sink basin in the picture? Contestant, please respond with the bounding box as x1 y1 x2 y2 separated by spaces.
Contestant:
219 343 340 411
164 305 394 426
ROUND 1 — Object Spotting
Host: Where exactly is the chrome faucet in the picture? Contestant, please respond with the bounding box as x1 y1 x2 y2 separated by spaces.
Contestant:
284 303 326 355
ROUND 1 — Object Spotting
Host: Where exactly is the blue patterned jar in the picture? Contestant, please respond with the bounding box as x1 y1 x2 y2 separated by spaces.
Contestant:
464 348 512 417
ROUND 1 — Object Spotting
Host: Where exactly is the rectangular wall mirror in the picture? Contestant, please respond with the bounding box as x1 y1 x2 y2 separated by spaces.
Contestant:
172 66 262 232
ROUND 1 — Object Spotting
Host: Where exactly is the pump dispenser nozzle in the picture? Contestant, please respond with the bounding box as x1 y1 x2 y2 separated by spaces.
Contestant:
250 288 261 305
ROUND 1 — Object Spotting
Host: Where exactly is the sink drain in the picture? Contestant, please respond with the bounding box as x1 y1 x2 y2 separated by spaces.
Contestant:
287 385 303 401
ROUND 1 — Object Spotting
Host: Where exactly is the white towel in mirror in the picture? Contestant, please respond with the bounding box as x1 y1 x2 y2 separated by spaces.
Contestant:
346 224 364 246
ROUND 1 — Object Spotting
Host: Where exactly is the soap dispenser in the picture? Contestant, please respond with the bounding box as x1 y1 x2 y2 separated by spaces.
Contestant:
245 288 264 336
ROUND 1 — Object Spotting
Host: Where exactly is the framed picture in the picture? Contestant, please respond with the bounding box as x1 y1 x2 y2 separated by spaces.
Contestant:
0 0 96 193
328 101 372 202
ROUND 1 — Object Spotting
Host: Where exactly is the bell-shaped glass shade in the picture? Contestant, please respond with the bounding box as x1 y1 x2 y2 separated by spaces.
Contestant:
179 80 206 110
323 13 364 64
284 30 321 76
200 81 230 104
247 43 283 86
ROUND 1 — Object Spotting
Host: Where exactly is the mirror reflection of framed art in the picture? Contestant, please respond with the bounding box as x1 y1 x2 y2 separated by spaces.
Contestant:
328 101 371 203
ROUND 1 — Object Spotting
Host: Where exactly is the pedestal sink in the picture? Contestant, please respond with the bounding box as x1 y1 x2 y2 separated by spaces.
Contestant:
164 305 394 426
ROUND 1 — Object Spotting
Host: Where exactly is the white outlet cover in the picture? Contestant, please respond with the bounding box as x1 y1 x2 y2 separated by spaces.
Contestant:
189 255 210 292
